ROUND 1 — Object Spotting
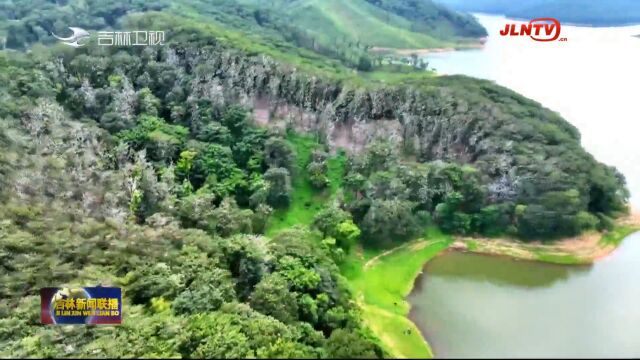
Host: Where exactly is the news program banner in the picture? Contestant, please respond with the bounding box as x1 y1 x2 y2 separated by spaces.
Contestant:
40 287 122 325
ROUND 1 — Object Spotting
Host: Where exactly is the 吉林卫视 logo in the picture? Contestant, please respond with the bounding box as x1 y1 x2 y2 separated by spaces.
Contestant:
52 27 91 48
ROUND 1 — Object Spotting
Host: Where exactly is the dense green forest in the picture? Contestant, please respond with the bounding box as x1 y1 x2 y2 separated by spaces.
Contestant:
0 47 384 358
0 0 631 358
436 0 640 26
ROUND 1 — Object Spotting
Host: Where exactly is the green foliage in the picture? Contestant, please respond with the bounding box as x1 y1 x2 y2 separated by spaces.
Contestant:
307 150 330 189
361 199 420 246
312 206 361 250
1 0 168 49
276 255 322 293
335 220 362 250
208 198 254 237
326 329 383 358
435 192 472 234
364 0 487 37
117 115 189 162
514 189 606 240
264 167 292 208
126 263 183 304
137 87 161 116
172 268 236 315
174 0 484 71
175 150 197 180
265 137 295 170
0 1 632 357
313 206 352 238
249 274 299 324
196 122 232 145
341 138 624 243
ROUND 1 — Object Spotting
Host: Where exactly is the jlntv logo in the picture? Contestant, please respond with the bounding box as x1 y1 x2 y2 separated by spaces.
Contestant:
500 18 567 42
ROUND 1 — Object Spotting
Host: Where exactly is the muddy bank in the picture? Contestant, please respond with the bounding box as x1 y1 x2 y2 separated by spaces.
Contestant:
452 210 640 264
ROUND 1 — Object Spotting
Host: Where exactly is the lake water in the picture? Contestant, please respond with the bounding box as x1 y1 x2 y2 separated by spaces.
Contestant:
409 14 640 357
409 232 640 357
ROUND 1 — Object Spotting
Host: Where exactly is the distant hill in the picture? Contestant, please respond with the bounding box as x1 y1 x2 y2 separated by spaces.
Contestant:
227 0 486 48
435 0 640 26
363 0 487 38
1 0 486 70
168 0 488 70
1 0 486 51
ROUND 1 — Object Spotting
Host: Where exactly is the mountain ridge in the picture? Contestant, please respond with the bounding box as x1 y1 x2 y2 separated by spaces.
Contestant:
435 0 640 26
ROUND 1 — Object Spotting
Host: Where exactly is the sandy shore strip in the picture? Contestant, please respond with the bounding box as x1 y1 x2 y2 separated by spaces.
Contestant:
369 42 485 56
452 209 640 264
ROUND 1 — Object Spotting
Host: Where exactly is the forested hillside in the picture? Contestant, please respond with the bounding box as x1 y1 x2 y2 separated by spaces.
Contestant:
1 0 485 71
0 0 631 358
0 46 384 358
436 0 640 26
365 0 487 38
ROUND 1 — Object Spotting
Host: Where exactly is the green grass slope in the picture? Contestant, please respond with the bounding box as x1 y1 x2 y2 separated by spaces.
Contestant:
266 132 347 236
198 0 484 50
243 0 445 48
342 228 453 358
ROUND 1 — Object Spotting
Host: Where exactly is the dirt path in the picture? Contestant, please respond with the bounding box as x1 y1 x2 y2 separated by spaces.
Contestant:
364 240 428 270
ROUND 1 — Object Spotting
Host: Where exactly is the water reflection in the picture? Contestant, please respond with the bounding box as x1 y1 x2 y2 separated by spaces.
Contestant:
409 234 640 357
417 251 590 289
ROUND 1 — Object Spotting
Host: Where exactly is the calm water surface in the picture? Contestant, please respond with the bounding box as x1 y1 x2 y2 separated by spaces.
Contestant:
409 232 640 357
409 14 640 358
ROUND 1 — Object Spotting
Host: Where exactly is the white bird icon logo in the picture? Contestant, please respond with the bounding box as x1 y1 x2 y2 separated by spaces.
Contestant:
52 27 91 48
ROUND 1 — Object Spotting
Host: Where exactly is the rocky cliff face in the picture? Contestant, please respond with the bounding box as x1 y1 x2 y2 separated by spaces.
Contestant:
48 38 624 211
160 40 627 214
179 45 493 160
174 43 577 180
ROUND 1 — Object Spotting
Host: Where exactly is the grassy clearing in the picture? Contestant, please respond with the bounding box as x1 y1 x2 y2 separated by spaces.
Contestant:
339 224 638 357
262 131 449 357
342 228 453 358
265 132 346 236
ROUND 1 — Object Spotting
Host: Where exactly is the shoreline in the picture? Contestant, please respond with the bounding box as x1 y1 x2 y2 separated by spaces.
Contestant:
343 230 452 358
369 40 486 57
348 210 640 358
452 210 640 265
403 213 640 357
396 212 638 357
